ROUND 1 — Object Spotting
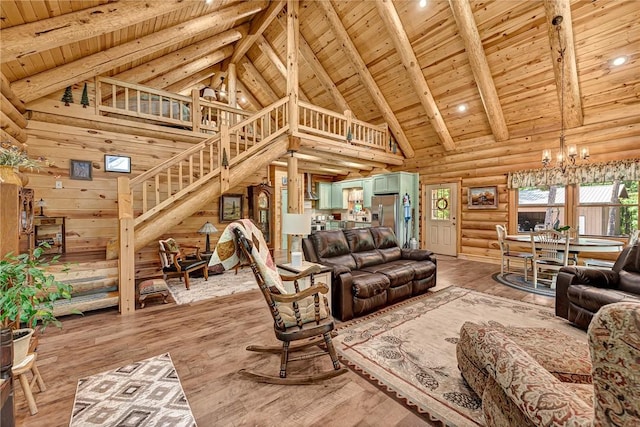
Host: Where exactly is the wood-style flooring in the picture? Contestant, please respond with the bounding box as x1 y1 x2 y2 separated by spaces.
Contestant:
14 256 554 427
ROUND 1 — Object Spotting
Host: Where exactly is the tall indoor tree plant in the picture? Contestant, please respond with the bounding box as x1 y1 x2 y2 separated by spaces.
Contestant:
0 245 74 365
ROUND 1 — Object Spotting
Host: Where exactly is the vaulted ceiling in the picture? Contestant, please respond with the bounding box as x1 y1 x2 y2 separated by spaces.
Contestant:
1 0 638 175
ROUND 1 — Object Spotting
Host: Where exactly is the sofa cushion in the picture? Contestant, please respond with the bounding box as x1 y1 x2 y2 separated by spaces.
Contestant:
310 230 351 258
378 247 402 263
370 226 399 249
567 284 640 313
350 271 390 298
344 228 376 253
362 260 415 287
320 254 357 271
352 250 384 269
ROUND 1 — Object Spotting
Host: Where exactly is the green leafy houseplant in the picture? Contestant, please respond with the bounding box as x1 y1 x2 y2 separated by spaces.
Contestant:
0 245 73 331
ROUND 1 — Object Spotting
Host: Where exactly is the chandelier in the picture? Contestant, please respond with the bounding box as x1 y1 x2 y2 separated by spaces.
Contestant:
542 15 589 172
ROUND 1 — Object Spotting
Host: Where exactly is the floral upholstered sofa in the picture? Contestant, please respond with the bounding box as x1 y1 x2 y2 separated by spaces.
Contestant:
457 302 640 426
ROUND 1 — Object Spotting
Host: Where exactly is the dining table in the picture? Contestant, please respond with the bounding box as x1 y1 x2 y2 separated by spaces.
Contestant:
506 234 624 257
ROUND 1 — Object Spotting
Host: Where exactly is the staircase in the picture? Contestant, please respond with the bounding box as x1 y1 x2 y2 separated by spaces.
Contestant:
54 78 396 316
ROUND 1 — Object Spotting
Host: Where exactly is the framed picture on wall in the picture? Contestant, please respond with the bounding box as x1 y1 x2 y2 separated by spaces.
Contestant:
104 155 131 173
468 186 498 209
220 194 243 222
70 159 92 180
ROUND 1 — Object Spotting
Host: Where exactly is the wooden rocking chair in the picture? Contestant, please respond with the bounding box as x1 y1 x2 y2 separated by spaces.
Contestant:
222 221 347 385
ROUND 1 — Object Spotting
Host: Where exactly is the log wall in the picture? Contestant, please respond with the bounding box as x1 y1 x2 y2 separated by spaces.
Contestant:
404 113 640 264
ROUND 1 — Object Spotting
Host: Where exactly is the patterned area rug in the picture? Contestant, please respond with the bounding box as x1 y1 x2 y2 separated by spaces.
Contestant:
166 268 255 305
70 353 196 426
492 272 555 297
333 286 585 426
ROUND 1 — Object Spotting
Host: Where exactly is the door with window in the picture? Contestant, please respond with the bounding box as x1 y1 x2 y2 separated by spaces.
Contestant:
424 183 458 256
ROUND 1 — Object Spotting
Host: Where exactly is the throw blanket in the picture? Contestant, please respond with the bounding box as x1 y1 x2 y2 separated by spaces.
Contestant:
210 219 327 326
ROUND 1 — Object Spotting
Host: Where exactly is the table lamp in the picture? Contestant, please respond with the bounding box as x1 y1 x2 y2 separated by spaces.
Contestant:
37 198 46 216
282 212 312 267
198 221 218 253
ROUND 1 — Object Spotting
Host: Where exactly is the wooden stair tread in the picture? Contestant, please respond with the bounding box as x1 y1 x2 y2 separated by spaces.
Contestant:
53 291 119 317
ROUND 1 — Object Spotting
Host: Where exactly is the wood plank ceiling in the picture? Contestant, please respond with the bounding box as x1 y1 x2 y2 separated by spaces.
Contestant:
1 0 638 175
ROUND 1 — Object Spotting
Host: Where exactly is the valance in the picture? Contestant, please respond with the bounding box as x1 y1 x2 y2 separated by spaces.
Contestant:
507 159 640 189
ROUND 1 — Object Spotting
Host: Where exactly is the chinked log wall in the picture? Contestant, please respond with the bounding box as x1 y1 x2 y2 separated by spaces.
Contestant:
403 114 640 265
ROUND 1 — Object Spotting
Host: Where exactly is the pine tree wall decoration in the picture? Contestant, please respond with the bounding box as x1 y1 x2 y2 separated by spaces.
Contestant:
61 86 74 106
81 83 89 108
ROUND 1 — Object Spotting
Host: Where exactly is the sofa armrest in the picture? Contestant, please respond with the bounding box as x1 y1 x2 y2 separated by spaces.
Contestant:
401 248 435 261
472 329 592 425
559 266 620 288
333 272 354 321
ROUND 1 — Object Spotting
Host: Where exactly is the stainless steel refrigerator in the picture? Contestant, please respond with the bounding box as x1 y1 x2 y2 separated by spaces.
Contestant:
371 194 401 244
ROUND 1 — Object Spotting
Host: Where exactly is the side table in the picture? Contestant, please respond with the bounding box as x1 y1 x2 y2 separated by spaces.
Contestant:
200 252 224 275
277 261 333 315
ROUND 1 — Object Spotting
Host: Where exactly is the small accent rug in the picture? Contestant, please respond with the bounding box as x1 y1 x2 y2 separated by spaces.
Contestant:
492 272 555 297
69 353 196 427
166 268 255 305
333 286 585 426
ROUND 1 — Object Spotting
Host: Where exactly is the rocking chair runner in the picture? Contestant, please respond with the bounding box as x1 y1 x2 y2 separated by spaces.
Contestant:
214 220 347 384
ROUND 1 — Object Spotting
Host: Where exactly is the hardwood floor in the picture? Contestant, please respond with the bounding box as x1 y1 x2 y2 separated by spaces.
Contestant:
14 256 553 426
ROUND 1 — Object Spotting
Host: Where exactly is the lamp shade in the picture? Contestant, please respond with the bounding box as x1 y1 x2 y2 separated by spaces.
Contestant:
281 213 312 236
202 87 216 101
198 221 218 234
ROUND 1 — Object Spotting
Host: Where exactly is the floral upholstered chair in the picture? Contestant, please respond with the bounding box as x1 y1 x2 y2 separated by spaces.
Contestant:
158 238 208 290
459 302 640 426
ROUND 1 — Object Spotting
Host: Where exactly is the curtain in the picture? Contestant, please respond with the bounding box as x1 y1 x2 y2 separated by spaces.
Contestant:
508 159 640 189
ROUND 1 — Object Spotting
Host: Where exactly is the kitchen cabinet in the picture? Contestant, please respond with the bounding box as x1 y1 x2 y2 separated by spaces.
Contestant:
373 173 400 194
362 178 373 208
331 182 347 209
317 182 332 210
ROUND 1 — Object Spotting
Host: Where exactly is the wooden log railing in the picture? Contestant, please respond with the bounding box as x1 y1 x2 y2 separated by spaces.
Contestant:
298 101 390 153
127 96 289 228
96 76 250 133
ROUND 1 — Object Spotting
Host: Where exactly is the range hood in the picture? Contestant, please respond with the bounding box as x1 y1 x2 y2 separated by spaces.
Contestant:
304 173 319 200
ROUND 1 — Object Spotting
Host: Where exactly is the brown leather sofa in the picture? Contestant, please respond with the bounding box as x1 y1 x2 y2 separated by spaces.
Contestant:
556 241 640 330
303 226 437 321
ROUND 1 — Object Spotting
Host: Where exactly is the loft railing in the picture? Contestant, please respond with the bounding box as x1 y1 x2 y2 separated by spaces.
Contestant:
298 101 390 153
95 76 251 133
128 97 289 226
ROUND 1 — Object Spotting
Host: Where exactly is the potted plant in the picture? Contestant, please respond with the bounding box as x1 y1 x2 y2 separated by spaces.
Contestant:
0 244 74 366
0 141 49 186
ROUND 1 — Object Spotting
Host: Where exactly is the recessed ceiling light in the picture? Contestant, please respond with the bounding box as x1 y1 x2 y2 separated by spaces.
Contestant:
457 104 467 112
419 0 427 7
240 96 247 103
205 0 213 4
611 56 628 66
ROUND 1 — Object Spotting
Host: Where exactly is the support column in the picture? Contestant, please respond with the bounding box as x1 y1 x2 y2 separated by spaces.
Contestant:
286 0 299 133
117 177 135 315
0 182 19 258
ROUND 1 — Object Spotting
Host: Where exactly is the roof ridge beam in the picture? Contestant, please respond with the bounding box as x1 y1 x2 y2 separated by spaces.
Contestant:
229 0 286 65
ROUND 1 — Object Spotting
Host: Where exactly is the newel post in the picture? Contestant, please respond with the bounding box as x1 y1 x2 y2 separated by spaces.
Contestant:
117 176 136 315
191 89 201 133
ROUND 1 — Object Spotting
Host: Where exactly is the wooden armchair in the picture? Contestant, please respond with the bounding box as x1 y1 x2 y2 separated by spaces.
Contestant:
158 238 208 290
211 219 347 384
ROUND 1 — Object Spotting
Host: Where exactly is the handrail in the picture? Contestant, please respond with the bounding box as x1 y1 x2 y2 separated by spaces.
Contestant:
130 97 289 225
298 101 389 152
96 76 250 133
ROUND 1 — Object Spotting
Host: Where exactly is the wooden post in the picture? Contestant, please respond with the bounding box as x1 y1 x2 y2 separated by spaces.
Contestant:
191 88 201 133
0 183 19 259
94 76 101 117
220 124 230 193
286 0 299 134
117 177 135 315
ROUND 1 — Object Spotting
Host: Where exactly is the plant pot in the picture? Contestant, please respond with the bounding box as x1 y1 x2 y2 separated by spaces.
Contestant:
0 165 23 186
12 328 34 367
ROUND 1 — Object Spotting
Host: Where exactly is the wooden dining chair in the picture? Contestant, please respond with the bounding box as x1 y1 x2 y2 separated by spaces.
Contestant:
496 224 532 281
530 229 570 288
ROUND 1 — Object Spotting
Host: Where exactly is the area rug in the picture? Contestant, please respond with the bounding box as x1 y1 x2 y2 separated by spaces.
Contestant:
333 286 585 427
492 272 555 297
166 268 255 305
69 353 196 426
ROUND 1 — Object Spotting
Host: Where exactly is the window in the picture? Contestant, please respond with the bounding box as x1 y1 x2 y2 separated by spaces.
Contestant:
577 180 638 237
431 188 450 220
516 186 565 232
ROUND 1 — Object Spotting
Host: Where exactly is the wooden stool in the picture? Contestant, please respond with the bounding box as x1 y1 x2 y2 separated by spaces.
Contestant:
13 353 46 415
138 279 170 308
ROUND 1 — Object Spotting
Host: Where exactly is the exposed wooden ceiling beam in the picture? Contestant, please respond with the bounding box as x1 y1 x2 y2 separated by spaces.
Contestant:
317 1 415 158
375 0 455 151
255 34 310 102
114 27 246 84
275 14 352 115
164 67 220 95
146 46 234 90
0 1 190 64
0 72 26 114
239 57 280 104
236 80 263 111
11 1 267 104
229 0 286 64
448 0 509 141
543 0 584 128
271 159 350 176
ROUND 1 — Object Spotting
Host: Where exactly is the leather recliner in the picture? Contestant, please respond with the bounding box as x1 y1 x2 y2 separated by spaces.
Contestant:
555 241 640 330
